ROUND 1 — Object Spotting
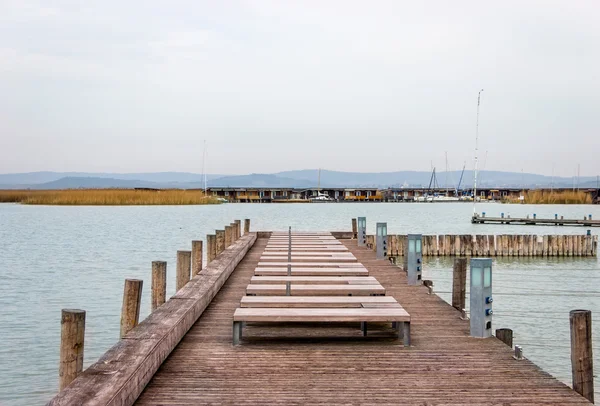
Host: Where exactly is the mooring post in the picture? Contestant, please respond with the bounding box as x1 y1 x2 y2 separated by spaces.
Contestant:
232 223 238 243
176 250 191 291
120 279 143 338
225 225 233 247
216 230 225 255
570 309 594 403
59 309 86 391
191 240 203 276
151 261 167 311
244 219 251 233
235 220 241 239
206 234 216 263
452 258 467 311
352 218 357 239
496 328 513 347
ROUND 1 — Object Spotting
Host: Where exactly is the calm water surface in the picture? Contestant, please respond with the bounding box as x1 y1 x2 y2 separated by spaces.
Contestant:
0 202 599 405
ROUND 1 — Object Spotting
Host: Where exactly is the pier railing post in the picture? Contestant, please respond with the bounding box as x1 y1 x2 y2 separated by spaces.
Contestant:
216 230 225 255
191 240 203 276
225 225 233 247
352 218 357 239
244 219 251 233
59 309 86 391
570 309 594 403
120 279 143 338
176 250 191 291
235 220 241 239
452 258 467 311
151 261 167 311
496 328 513 347
207 234 216 263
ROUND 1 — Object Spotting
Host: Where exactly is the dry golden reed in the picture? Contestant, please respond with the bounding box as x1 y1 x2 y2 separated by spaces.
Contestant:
0 189 221 205
504 190 592 204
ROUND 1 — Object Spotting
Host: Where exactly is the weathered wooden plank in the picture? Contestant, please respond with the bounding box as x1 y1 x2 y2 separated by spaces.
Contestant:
249 276 378 285
240 296 398 308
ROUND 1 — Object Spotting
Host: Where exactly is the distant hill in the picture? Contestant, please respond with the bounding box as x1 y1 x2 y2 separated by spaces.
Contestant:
206 174 314 188
0 170 597 190
0 172 224 186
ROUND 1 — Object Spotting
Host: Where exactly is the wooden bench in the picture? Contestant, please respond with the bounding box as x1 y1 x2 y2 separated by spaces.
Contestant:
258 262 365 268
259 256 357 262
233 308 411 346
240 295 399 308
264 247 348 252
254 267 369 276
250 276 378 285
246 284 385 296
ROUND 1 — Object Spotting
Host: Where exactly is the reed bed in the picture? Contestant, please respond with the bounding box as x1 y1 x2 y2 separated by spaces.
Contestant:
0 189 221 205
503 190 592 204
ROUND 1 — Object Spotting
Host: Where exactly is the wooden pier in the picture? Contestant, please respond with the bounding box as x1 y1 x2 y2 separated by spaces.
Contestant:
48 226 595 405
473 214 600 227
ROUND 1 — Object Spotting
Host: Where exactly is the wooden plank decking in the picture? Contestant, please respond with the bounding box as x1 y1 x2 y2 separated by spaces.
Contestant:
135 237 591 405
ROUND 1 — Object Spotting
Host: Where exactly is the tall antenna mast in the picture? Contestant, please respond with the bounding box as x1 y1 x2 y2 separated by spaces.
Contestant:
202 140 207 195
473 89 484 213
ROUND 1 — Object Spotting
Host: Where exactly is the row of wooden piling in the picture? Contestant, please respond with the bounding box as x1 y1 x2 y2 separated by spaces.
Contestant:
365 233 598 257
427 257 595 403
58 219 251 391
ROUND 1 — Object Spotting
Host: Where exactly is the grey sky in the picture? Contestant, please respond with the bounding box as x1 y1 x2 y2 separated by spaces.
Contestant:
1 1 598 176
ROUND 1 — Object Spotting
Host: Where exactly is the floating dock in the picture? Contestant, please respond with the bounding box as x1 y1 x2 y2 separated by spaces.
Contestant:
48 226 593 405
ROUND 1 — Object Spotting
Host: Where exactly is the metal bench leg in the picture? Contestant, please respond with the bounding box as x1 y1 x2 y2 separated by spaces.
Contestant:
233 321 242 345
361 322 367 336
403 322 411 347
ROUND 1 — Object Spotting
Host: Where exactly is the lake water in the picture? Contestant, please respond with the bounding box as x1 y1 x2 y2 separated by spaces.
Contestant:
0 202 598 405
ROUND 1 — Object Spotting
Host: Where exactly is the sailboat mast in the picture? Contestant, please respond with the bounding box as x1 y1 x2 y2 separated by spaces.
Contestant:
202 140 207 195
445 152 448 195
473 89 483 212
318 168 321 194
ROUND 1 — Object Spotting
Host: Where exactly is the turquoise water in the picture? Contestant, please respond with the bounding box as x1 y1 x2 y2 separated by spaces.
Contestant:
0 202 598 405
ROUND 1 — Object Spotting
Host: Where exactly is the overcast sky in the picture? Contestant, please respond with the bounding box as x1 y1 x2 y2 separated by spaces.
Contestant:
1 1 598 176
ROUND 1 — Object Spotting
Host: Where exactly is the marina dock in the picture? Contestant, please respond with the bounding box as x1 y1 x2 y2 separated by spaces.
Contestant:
49 224 594 405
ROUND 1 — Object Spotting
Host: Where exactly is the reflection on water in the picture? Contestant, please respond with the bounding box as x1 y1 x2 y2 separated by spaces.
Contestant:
0 202 598 405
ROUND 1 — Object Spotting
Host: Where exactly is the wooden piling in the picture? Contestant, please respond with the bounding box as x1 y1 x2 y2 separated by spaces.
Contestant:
59 309 86 391
351 218 357 239
518 235 524 257
225 225 233 247
529 235 535 257
558 235 564 257
191 240 203 276
543 235 549 256
496 328 513 347
216 230 225 255
120 279 143 338
206 234 216 263
569 309 594 403
488 235 495 256
244 219 251 233
151 261 167 311
234 220 241 239
452 258 467 311
176 250 191 291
